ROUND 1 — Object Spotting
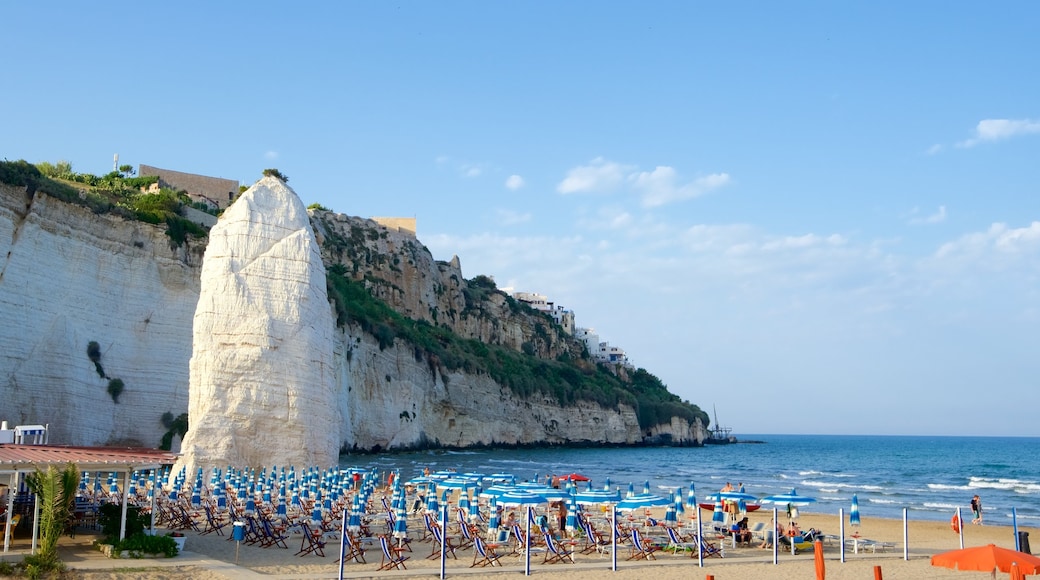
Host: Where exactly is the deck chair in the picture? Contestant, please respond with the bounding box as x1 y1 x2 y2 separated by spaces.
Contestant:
580 520 611 555
427 523 457 560
664 526 698 555
260 515 290 549
295 522 327 557
378 535 409 570
626 528 659 561
200 506 229 536
3 514 21 541
471 536 503 567
691 534 725 559
336 532 367 564
749 521 766 542
543 533 575 564
456 522 476 550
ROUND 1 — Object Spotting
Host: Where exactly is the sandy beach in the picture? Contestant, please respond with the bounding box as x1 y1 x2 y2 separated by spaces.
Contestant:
2 508 1032 579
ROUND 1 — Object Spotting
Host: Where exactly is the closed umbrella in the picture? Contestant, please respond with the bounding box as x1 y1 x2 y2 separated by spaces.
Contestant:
664 491 677 525
675 487 685 518
850 494 861 526
627 482 635 498
486 495 501 541
643 480 652 495
392 503 408 547
565 496 579 534
687 483 697 510
712 500 725 524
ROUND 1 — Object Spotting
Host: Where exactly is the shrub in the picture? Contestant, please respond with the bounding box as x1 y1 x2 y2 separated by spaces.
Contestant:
112 532 179 558
262 168 288 182
98 504 147 540
107 378 124 403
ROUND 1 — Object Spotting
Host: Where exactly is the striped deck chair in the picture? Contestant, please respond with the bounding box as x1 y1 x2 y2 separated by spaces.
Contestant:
626 528 658 561
457 522 476 551
690 534 724 559
335 532 367 564
543 533 575 564
426 524 457 560
471 536 502 568
259 515 290 549
378 535 409 570
664 526 697 555
200 506 228 536
579 520 610 555
294 522 326 557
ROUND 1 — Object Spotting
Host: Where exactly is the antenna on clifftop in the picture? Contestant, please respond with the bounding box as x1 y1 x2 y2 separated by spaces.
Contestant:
113 153 119 172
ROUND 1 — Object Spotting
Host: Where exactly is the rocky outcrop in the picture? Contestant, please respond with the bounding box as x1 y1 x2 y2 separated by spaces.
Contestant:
0 184 201 446
176 177 340 473
0 178 704 458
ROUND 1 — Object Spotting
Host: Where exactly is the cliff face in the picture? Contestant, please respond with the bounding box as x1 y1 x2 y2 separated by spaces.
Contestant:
0 184 202 446
0 182 704 459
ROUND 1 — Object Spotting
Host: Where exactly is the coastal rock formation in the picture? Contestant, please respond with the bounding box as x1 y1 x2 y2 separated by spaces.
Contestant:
176 177 341 472
0 184 200 446
0 177 704 454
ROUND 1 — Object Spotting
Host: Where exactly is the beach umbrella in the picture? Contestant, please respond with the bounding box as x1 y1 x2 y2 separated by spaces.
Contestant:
616 494 670 512
574 489 621 505
1011 562 1025 580
498 490 549 507
675 487 685 517
458 488 472 520
603 477 611 491
687 483 697 509
392 502 408 545
759 488 816 506
565 496 579 534
643 480 651 495
478 485 514 500
711 499 726 525
850 494 861 526
627 482 635 498
814 539 826 580
931 544 1040 574
487 495 501 540
664 491 677 525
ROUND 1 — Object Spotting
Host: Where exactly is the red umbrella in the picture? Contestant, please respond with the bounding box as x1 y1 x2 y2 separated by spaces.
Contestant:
561 473 589 482
931 544 1040 574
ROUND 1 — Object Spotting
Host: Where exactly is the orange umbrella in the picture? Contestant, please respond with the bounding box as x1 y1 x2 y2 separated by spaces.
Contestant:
931 544 1040 574
814 540 825 580
1011 562 1025 580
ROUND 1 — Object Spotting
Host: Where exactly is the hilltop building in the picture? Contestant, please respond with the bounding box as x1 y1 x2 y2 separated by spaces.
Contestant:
575 327 632 368
138 164 239 210
512 291 575 335
371 217 416 236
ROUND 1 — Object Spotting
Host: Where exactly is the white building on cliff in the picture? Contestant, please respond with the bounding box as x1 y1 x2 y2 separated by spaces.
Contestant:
512 291 575 335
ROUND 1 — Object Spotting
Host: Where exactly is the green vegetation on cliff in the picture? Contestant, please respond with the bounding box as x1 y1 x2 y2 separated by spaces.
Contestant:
326 264 709 431
0 159 208 247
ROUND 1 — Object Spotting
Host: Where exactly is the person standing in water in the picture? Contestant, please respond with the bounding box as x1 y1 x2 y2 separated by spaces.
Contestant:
970 495 983 525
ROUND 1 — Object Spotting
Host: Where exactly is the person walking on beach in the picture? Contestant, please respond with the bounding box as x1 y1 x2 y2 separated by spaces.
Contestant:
971 495 983 525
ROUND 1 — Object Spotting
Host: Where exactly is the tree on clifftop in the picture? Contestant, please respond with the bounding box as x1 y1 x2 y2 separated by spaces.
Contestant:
262 168 289 182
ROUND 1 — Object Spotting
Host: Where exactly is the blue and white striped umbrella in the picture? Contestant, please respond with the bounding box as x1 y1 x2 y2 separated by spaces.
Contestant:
487 496 500 538
687 483 696 509
392 503 408 540
311 506 324 528
498 490 548 507
565 496 578 533
759 489 817 507
850 494 861 526
712 500 725 524
216 485 227 509
426 489 439 513
574 489 621 505
627 482 635 498
616 494 671 512
665 491 677 524
675 487 686 517
643 480 652 496
603 477 611 491
245 497 256 515
275 490 285 517
348 495 362 532
458 489 472 516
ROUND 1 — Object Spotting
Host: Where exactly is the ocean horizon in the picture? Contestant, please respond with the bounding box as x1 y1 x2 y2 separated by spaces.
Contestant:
341 433 1040 526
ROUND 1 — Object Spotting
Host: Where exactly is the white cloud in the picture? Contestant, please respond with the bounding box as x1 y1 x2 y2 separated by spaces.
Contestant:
908 205 947 225
629 167 731 207
505 175 524 190
264 151 279 160
557 157 630 194
462 164 482 178
956 118 1040 148
936 221 1040 260
926 144 943 155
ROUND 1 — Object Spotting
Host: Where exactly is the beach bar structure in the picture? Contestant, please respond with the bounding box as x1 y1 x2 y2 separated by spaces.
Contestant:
0 442 177 553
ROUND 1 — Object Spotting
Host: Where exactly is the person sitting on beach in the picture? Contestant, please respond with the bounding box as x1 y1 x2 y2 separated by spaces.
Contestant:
757 519 782 548
735 517 752 545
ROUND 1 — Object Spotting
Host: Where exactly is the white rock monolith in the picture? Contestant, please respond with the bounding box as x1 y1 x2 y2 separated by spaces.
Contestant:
177 176 340 474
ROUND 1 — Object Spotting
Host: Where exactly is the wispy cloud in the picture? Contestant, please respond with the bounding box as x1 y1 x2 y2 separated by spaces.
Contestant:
557 157 631 194
557 157 729 207
956 118 1040 148
936 221 1040 260
264 151 279 160
630 167 730 207
505 175 524 190
907 205 947 225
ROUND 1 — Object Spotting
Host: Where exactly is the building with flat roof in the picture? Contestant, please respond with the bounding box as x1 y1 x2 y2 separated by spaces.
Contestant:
138 164 239 209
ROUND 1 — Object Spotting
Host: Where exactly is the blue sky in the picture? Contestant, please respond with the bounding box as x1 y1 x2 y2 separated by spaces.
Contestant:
4 2 1039 436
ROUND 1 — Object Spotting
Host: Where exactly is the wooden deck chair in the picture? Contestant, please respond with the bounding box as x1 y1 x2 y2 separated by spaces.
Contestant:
200 506 229 536
456 521 476 550
664 526 697 555
579 520 610 555
626 528 658 561
260 515 290 549
691 534 724 559
420 512 435 542
335 531 367 564
543 533 575 564
295 522 326 557
378 535 409 570
471 536 503 567
426 523 457 560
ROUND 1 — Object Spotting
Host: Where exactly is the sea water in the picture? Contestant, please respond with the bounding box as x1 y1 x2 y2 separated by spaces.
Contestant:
342 434 1040 525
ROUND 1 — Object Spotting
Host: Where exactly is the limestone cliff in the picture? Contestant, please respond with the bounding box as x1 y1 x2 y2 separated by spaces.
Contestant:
0 177 705 460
